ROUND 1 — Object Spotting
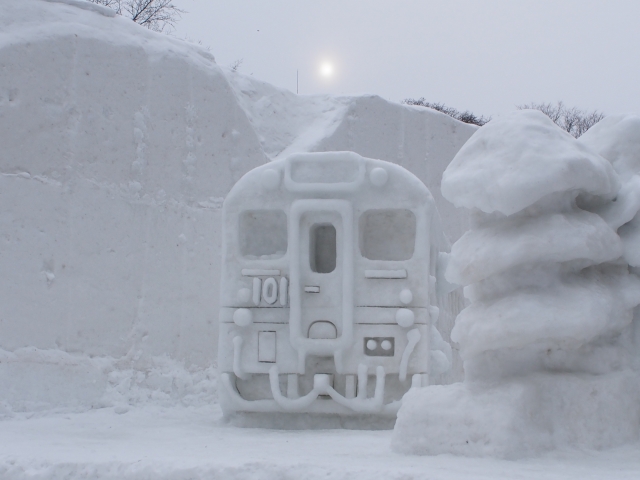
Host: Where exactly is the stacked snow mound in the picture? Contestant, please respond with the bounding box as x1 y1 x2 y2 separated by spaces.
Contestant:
393 110 640 457
0 0 266 410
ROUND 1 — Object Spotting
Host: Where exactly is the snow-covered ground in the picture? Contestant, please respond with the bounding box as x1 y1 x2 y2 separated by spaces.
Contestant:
1 406 639 479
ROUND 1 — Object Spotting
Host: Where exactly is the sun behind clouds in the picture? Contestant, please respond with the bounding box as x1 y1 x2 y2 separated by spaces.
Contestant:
320 62 333 77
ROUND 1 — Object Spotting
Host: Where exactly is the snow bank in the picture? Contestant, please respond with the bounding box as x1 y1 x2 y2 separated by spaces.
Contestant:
1 0 475 412
393 110 640 457
0 347 217 416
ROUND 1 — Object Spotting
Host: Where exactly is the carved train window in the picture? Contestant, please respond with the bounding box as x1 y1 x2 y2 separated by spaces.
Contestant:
310 223 337 273
360 209 416 261
239 210 287 259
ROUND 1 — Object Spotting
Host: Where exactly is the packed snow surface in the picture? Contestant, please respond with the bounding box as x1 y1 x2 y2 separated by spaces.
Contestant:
453 271 640 358
580 113 640 181
1 405 640 479
446 209 623 285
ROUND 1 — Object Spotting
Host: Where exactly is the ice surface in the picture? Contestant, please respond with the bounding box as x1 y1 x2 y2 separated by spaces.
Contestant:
441 110 619 215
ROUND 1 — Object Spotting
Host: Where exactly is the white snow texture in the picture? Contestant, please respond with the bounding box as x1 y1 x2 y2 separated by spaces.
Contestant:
393 110 640 458
5 0 640 470
0 0 473 414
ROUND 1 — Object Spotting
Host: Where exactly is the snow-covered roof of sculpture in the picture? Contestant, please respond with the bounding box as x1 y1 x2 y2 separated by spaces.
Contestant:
441 110 620 215
579 113 640 181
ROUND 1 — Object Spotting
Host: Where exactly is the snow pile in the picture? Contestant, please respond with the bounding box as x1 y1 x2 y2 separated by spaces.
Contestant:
580 114 640 270
0 347 217 416
393 110 640 458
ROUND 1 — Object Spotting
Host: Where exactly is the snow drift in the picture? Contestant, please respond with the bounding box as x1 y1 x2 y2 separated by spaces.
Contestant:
0 0 474 413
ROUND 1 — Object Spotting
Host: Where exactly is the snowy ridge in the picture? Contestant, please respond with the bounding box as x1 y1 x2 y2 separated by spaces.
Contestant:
42 0 117 17
226 70 477 243
225 70 351 159
1 1 215 65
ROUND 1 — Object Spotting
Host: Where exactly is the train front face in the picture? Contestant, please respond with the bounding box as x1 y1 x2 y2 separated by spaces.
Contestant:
219 152 435 415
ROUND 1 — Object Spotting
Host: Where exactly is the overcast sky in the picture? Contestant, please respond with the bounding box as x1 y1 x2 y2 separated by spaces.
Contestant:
172 1 640 118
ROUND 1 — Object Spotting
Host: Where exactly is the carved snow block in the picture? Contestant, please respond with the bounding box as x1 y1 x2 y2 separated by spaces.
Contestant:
218 151 452 422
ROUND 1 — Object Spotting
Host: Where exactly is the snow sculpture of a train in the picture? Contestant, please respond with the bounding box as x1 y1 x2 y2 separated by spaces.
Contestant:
218 151 456 420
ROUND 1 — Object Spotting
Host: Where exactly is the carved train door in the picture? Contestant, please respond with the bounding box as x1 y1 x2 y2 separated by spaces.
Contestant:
288 199 355 374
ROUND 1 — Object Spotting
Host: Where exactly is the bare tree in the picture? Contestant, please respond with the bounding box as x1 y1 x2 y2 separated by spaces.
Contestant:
402 98 490 126
517 101 604 138
229 59 244 72
88 0 184 33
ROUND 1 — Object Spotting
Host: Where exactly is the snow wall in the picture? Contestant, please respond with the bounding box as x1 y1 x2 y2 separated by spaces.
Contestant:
0 0 475 412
